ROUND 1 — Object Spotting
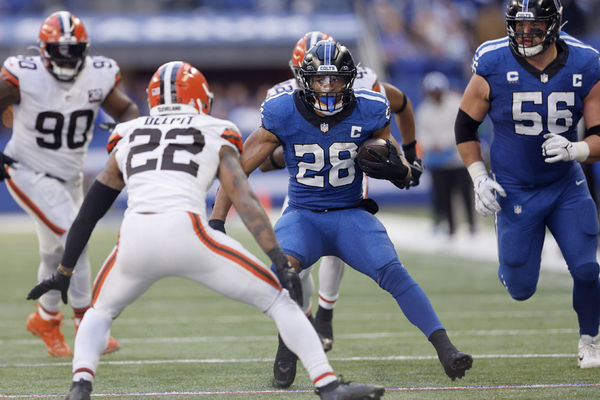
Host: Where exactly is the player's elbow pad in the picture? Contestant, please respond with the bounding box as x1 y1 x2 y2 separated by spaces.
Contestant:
455 109 482 145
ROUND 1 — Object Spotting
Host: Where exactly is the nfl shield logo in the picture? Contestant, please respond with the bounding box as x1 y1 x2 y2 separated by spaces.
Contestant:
320 123 329 133
540 74 548 83
514 205 522 214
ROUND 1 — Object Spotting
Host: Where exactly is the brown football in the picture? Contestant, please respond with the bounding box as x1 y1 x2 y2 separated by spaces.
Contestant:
357 137 388 163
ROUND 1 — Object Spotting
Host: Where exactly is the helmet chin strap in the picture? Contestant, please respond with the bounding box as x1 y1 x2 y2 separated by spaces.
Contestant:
50 62 79 81
518 42 544 57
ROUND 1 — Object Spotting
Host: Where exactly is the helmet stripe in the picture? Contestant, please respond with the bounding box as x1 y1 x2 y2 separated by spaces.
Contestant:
522 0 529 12
159 62 182 105
324 41 331 66
58 11 72 38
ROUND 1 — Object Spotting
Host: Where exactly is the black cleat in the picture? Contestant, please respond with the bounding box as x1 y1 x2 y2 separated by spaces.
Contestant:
315 379 385 399
440 351 473 381
272 334 298 388
314 307 334 352
65 379 92 400
314 316 334 352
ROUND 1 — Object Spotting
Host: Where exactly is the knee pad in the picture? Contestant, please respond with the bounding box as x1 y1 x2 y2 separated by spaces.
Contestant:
498 269 536 301
377 262 417 298
571 262 600 283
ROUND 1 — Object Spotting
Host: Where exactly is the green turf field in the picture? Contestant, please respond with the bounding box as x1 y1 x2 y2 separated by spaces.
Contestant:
1 219 599 399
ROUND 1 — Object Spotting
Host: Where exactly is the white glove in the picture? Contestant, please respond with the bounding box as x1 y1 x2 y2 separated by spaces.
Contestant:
473 175 506 216
542 133 590 163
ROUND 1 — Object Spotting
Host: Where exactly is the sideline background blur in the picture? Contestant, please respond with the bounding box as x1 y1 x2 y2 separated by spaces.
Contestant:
0 0 599 213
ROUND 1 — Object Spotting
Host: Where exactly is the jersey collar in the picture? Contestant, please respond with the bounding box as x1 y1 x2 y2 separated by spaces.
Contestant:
511 38 569 82
293 90 356 133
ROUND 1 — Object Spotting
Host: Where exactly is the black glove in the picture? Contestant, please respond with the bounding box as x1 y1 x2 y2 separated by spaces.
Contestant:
268 249 303 307
0 151 16 181
27 272 71 304
358 140 411 188
98 122 117 134
402 141 424 188
208 219 226 234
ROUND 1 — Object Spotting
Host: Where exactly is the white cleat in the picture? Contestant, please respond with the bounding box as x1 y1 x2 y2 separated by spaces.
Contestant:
578 334 600 368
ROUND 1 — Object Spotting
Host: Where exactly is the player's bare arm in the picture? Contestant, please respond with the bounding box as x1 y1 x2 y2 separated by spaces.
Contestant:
101 86 139 122
217 145 280 254
456 74 490 167
258 145 285 172
0 78 19 110
382 82 415 145
582 80 600 163
96 151 125 191
210 126 280 221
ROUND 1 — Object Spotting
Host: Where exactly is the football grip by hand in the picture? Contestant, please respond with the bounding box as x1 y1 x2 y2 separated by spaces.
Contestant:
359 140 410 187
27 273 71 304
473 175 506 216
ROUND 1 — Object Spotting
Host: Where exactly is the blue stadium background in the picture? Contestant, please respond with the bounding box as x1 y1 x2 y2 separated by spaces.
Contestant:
1 0 599 213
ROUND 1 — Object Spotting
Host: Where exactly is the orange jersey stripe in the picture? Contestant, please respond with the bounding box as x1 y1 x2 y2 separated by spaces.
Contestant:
114 72 122 87
221 129 243 154
5 169 66 235
1 67 19 88
372 81 381 93
92 246 118 305
188 212 281 290
106 133 122 153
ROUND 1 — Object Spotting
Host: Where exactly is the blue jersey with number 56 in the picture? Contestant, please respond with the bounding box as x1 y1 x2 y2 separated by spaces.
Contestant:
473 33 600 187
261 89 390 210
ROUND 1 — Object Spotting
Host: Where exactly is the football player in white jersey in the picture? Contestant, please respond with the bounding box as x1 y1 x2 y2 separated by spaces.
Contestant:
0 11 139 357
26 61 385 400
213 31 423 388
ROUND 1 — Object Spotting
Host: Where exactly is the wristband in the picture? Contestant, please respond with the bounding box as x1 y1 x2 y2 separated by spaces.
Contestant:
467 161 488 182
572 141 590 162
57 265 74 277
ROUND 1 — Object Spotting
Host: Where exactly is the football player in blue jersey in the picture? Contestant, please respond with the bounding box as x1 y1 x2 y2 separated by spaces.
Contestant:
211 40 472 388
455 0 600 368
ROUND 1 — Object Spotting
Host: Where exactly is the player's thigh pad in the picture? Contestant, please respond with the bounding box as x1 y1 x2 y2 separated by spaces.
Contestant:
6 165 78 236
547 173 599 272
333 208 399 281
274 208 328 269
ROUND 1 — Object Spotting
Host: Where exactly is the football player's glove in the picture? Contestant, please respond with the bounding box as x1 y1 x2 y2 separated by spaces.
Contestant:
359 140 411 189
27 266 72 304
0 151 15 181
268 249 303 307
208 219 226 234
473 175 506 216
402 141 424 187
542 133 590 163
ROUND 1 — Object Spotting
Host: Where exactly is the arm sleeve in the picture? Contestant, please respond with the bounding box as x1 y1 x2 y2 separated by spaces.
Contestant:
60 180 121 269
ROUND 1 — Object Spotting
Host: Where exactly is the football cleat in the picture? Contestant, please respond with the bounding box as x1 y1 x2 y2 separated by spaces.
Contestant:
315 379 385 400
578 334 600 368
314 309 334 352
440 351 473 380
65 379 92 400
26 310 72 357
272 334 298 388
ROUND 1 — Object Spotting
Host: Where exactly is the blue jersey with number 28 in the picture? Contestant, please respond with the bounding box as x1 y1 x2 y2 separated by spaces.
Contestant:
473 33 600 187
260 89 390 210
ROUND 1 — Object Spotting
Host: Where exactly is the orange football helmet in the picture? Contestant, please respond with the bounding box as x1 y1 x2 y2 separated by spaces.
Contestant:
147 61 213 116
38 11 89 81
289 31 333 83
